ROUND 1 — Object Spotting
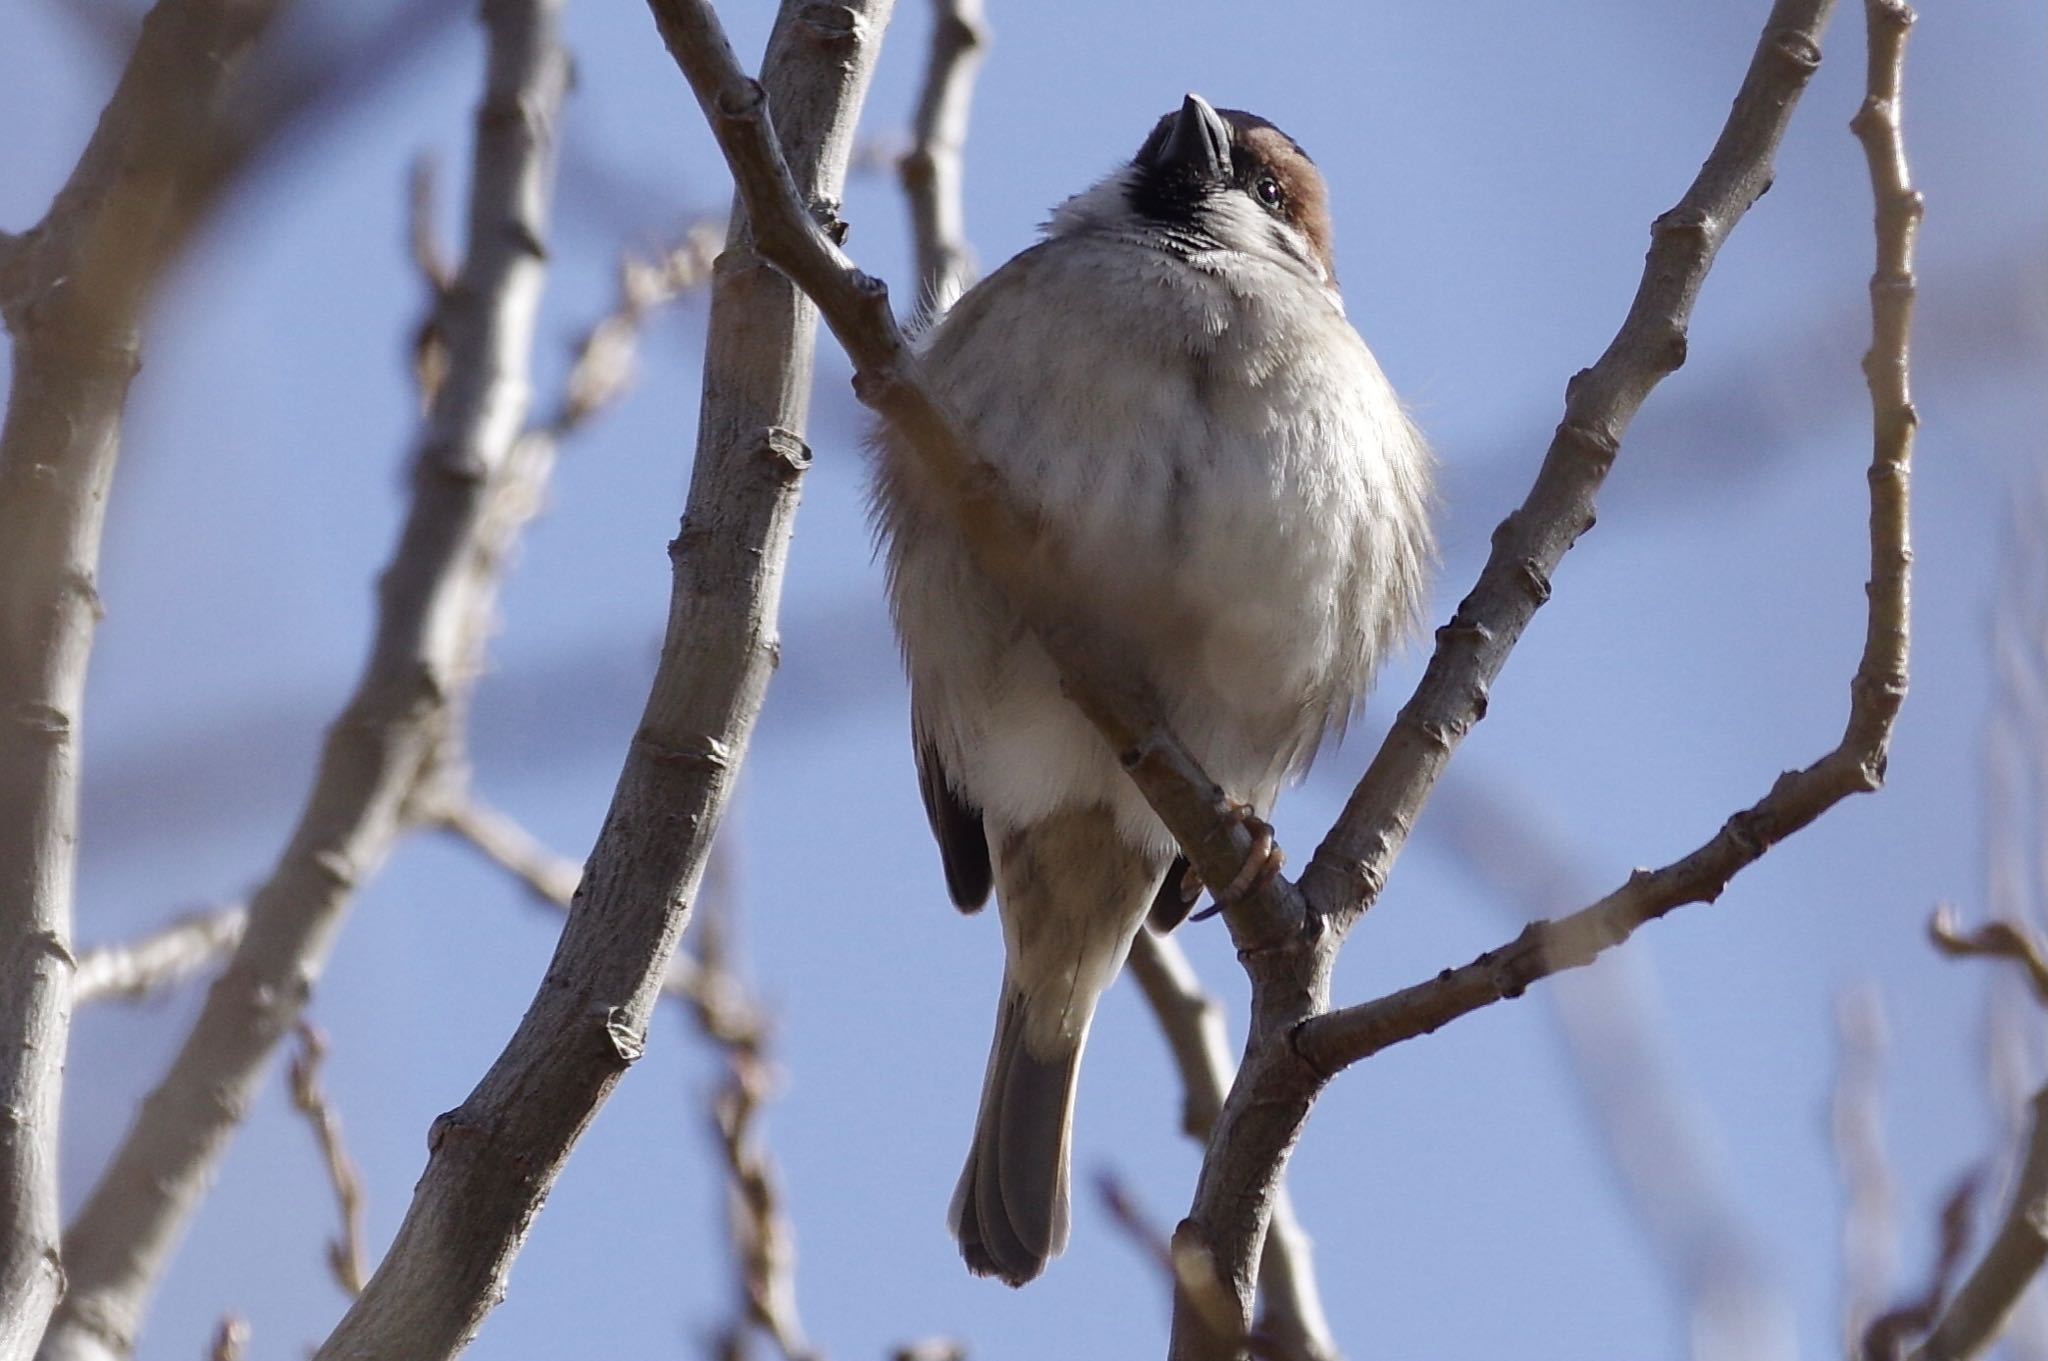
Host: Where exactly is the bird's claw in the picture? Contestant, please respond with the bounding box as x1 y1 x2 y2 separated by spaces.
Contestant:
1186 803 1285 921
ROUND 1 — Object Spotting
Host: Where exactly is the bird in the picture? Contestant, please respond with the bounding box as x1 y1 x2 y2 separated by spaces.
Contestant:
869 92 1434 1287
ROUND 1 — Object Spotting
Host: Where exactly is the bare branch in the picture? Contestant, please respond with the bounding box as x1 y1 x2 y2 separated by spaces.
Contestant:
1126 934 1338 1361
286 1024 369 1297
1837 985 1902 1352
436 794 724 1008
204 1317 246 1361
645 0 1279 930
311 5 892 1355
0 1 288 1351
434 798 584 909
1176 2 1859 1346
1860 1172 1982 1359
542 223 724 440
688 898 817 1361
1907 1091 2048 1361
41 2 572 1354
1097 1174 1253 1359
898 0 987 315
1290 0 1912 1084
889 1343 967 1361
72 906 248 1008
1930 906 2048 1007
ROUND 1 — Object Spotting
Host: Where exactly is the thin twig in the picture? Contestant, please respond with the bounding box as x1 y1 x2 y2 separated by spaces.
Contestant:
206 1315 247 1361
689 893 818 1361
1930 906 2048 1006
314 5 892 1355
436 799 584 908
1867 1175 1984 1359
889 1343 967 1361
1906 1092 2048 1361
44 3 572 1355
1097 1174 1256 1359
286 1023 370 1297
1836 985 1901 1352
1289 0 1908 1084
0 1 288 1352
72 906 249 1008
897 0 986 317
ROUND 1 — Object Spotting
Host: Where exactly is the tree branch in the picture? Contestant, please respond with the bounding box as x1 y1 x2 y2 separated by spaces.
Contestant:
40 2 571 1355
71 906 248 1008
645 0 1279 931
285 1023 369 1298
309 4 892 1356
897 0 986 317
1126 934 1338 1361
1906 1096 2048 1361
1173 1 1869 1351
0 1 287 1354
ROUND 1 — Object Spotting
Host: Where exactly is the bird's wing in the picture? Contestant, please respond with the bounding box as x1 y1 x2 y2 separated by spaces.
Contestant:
916 730 992 912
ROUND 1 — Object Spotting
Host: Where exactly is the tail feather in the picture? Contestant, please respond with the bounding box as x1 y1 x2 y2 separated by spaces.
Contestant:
949 986 1081 1286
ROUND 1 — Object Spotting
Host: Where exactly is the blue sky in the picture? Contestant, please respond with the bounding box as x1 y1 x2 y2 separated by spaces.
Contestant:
4 0 2046 1357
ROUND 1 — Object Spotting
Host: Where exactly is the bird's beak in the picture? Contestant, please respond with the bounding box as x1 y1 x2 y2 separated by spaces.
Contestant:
1149 93 1232 179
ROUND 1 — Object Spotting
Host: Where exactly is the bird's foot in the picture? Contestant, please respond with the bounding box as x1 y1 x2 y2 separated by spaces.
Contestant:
1187 803 1285 921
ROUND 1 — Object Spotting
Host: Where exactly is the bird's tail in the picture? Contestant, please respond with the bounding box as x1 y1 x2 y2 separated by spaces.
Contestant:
949 979 1084 1287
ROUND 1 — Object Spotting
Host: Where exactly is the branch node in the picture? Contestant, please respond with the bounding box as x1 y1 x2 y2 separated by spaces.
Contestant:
1768 27 1824 72
797 1 861 44
602 1006 647 1065
754 426 813 480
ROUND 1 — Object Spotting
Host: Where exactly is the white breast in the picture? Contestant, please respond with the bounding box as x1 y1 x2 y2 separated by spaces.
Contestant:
876 232 1433 859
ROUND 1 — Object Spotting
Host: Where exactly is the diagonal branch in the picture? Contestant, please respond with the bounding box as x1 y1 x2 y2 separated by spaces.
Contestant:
1126 934 1339 1361
645 0 1282 933
1175 1 1877 1352
0 2 289 1354
1295 0 1914 1077
40 2 572 1355
310 4 892 1356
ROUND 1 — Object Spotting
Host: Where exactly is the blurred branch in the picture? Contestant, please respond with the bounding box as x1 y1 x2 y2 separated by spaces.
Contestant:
1868 1175 1984 1361
1837 985 1901 1353
1931 906 2048 1006
1126 934 1338 1361
41 1 572 1355
72 906 248 1008
435 797 822 1360
312 4 892 1355
435 798 584 908
1912 912 2048 1360
897 0 985 316
0 0 289 1353
1097 1174 1252 1360
204 1317 246 1361
286 1023 369 1297
1906 1093 2048 1361
1433 775 1793 1361
189 0 470 227
689 894 817 1361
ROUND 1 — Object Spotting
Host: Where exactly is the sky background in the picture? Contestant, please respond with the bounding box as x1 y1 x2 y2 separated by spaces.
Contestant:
3 0 2047 1357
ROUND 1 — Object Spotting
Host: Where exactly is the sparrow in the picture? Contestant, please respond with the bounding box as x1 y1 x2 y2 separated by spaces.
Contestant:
870 93 1434 1286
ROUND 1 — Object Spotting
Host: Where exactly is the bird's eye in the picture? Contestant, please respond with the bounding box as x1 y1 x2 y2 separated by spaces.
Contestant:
1253 175 1285 210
